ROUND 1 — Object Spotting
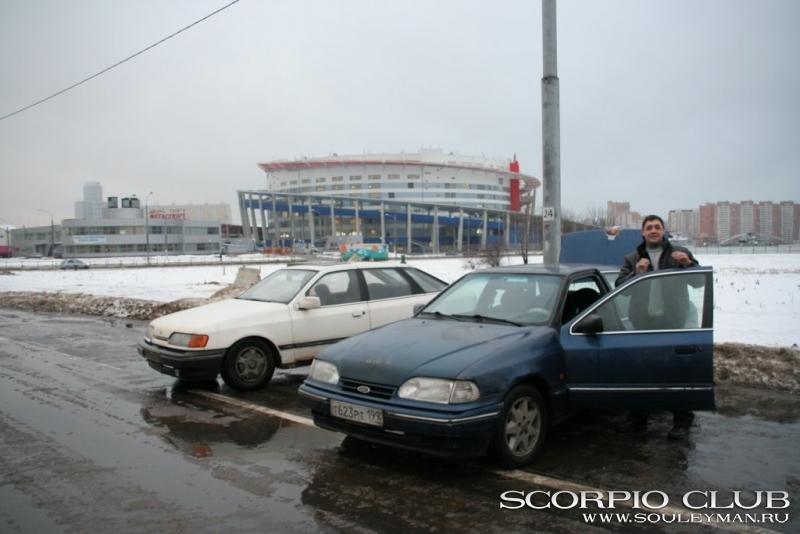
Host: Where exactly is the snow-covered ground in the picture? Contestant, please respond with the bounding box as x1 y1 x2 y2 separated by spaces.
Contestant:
1 254 798 348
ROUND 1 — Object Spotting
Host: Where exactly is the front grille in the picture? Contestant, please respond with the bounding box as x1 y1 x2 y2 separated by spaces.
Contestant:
340 378 397 400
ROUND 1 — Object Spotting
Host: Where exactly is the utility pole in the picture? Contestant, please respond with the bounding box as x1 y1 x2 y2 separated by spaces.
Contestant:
37 209 55 257
542 0 562 266
145 192 153 264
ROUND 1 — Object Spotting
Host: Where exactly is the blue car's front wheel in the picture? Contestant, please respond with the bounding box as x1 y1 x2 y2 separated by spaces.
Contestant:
491 384 548 468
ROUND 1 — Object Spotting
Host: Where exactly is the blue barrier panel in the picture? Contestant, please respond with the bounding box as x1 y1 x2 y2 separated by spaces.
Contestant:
560 229 642 267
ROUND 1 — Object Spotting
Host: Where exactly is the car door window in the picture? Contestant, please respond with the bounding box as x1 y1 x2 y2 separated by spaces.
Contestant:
363 269 413 300
582 271 708 332
307 271 363 306
562 276 602 323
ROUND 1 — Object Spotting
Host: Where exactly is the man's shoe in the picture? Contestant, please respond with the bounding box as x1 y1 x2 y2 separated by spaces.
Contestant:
667 426 689 440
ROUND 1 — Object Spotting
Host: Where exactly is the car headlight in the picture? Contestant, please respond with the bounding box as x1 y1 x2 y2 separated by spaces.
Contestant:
309 359 339 384
168 332 209 348
146 324 154 341
397 377 480 404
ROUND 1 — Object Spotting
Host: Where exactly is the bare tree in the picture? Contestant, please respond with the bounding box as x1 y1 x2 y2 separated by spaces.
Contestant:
516 185 537 264
480 243 506 267
584 206 609 229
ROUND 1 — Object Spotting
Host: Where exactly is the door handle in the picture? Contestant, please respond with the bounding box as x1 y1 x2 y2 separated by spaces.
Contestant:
352 311 365 318
675 345 698 355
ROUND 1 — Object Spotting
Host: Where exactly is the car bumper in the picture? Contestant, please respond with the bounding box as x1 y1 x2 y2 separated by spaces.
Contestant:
138 339 225 380
298 382 502 459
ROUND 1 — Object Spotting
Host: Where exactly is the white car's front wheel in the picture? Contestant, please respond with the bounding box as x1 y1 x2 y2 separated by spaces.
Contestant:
221 339 276 391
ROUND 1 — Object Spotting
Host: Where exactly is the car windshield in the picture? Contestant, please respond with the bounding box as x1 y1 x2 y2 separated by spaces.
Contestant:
237 269 317 303
420 272 563 326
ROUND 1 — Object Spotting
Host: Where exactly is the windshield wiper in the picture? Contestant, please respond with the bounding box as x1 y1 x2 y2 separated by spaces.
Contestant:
419 311 467 321
451 314 522 327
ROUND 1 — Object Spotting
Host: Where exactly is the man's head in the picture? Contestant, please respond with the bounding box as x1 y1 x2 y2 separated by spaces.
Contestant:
641 215 665 247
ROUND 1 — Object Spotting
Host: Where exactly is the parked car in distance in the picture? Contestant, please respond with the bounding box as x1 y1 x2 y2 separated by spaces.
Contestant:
59 259 89 270
138 263 448 391
300 264 714 468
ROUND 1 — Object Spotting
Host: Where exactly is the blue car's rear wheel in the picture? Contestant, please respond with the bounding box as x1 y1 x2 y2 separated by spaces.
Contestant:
491 384 548 468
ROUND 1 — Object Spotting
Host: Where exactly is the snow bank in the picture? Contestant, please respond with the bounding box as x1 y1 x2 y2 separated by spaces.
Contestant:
1 253 798 348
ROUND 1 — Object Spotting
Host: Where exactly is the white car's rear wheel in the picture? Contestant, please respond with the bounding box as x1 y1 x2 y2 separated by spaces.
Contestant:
221 340 276 391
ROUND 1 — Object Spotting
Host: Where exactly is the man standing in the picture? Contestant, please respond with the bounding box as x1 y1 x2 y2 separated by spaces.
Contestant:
616 214 699 440
616 214 697 287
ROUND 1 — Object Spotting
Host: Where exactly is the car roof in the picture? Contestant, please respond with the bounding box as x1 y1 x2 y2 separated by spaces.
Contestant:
282 262 419 273
479 263 612 277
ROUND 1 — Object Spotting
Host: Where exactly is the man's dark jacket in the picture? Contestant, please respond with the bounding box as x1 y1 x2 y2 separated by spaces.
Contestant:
615 237 698 287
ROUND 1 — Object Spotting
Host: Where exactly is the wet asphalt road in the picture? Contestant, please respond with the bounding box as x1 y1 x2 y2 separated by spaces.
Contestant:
0 309 797 533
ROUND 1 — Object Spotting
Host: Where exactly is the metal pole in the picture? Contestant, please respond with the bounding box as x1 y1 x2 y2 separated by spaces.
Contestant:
330 200 336 241
272 195 278 247
144 192 153 263
354 201 360 236
457 208 464 252
308 196 315 248
542 0 562 266
481 210 488 249
526 188 537 252
432 206 440 254
238 191 251 242
379 202 386 244
406 204 412 253
36 209 55 257
259 195 267 249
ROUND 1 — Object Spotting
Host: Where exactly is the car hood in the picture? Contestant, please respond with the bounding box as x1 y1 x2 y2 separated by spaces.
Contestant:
149 298 287 339
321 317 551 385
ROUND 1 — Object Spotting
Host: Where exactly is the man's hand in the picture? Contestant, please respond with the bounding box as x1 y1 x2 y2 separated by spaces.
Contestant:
671 251 692 266
635 258 651 273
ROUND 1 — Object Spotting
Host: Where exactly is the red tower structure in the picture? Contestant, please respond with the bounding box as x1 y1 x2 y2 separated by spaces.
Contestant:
509 155 521 212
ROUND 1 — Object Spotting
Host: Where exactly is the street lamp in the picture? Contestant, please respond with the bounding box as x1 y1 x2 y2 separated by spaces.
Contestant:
145 192 153 264
36 209 55 257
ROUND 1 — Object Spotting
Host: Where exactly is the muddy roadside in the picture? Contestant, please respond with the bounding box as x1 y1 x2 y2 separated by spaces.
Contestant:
1 267 798 394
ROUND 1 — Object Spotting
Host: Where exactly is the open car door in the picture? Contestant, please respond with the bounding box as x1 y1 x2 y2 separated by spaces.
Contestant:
561 267 715 411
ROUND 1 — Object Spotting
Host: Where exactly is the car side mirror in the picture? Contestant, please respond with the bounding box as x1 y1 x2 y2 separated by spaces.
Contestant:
574 313 603 334
413 303 426 315
298 296 321 310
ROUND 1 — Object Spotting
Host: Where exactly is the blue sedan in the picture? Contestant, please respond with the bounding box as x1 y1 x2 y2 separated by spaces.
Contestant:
299 264 714 467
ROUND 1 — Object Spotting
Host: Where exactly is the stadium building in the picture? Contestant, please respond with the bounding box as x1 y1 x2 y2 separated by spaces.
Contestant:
238 149 540 253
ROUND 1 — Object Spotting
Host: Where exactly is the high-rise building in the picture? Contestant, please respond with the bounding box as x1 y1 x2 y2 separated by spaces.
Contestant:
671 200 796 243
758 201 775 240
795 204 800 242
606 201 641 228
780 201 795 243
698 203 716 242
668 209 697 238
716 202 732 243
740 201 755 235
74 181 104 220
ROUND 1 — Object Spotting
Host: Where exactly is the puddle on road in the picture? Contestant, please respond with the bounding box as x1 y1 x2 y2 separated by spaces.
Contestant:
140 383 341 459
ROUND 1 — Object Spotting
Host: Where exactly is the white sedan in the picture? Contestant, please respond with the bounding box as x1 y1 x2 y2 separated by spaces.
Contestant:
138 263 447 391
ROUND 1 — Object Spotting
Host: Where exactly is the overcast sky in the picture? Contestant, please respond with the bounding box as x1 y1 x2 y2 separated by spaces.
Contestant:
1 0 798 227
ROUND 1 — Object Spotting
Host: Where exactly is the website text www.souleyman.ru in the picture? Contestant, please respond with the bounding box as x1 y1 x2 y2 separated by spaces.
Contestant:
499 489 791 526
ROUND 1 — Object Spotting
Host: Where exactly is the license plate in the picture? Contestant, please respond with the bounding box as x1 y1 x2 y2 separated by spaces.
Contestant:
330 400 383 427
